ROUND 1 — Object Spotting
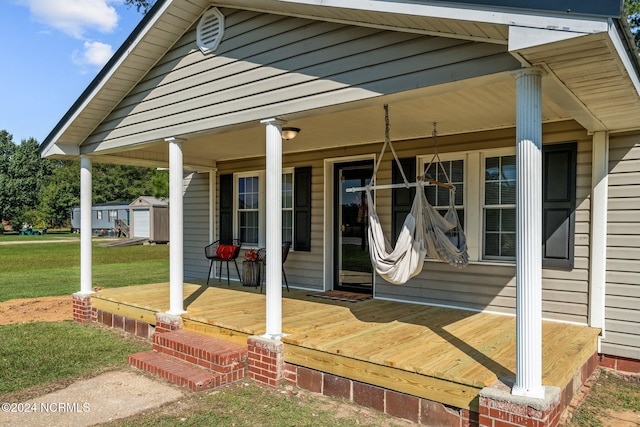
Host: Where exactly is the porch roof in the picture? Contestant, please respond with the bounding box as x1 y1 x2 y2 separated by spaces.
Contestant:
40 0 640 165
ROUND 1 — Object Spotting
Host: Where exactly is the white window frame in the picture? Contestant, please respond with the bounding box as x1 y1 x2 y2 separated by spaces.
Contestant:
234 171 264 248
282 168 294 245
96 210 102 220
416 148 520 265
233 169 295 249
108 209 118 222
481 148 517 262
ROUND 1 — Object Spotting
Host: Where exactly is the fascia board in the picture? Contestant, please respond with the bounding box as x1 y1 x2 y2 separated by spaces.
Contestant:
265 0 610 34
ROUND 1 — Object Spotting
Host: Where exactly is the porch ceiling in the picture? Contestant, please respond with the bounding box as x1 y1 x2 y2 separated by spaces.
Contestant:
107 72 572 168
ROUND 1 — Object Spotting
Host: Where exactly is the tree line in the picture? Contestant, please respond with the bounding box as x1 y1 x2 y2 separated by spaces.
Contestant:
0 130 168 232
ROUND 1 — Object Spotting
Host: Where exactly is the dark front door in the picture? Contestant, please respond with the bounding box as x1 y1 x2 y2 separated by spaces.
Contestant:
334 160 374 292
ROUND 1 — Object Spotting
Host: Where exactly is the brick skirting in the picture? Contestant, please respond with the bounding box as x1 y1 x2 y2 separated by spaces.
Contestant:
282 363 480 426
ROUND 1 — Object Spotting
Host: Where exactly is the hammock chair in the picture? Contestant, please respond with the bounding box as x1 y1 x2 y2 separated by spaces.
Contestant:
348 106 468 285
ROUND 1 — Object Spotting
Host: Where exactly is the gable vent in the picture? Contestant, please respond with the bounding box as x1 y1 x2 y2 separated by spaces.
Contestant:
197 8 224 54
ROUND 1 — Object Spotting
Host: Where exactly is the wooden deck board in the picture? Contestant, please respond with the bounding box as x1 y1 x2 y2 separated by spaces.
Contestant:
93 283 599 409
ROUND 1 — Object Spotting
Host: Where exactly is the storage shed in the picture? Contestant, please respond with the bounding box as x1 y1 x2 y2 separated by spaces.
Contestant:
129 196 169 243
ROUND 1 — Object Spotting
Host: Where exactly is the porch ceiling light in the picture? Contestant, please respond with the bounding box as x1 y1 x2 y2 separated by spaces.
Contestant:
281 127 300 140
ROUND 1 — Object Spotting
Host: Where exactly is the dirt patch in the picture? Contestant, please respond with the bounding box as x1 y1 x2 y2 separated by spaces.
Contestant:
0 296 72 325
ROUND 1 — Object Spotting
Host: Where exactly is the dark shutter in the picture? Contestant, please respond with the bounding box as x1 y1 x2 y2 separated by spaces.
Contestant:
219 173 233 245
542 142 577 269
294 166 312 251
392 157 416 245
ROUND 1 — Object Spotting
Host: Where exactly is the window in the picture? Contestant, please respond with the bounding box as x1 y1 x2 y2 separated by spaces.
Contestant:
282 172 293 243
237 175 260 245
108 210 118 222
423 158 465 238
96 210 102 220
483 154 516 260
233 170 295 247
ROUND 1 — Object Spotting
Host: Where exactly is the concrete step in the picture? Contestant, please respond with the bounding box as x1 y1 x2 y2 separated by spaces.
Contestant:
153 329 248 374
128 350 222 392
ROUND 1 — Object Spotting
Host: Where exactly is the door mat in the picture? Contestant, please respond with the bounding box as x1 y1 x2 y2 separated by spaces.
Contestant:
308 290 372 303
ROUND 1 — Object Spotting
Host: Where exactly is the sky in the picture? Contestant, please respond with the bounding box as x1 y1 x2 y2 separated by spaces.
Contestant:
0 0 145 145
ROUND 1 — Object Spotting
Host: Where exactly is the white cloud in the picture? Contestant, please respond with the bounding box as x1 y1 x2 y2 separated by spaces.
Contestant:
24 0 120 39
72 40 114 69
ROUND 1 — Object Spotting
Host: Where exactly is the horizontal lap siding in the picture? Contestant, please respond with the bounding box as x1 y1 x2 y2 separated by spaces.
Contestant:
604 134 640 360
83 8 515 151
216 155 325 290
184 172 210 280
214 122 591 322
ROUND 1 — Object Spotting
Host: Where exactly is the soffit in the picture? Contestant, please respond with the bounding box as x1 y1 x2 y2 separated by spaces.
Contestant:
516 32 640 132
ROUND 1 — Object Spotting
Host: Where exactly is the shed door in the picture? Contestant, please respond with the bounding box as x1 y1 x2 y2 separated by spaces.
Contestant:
133 209 150 238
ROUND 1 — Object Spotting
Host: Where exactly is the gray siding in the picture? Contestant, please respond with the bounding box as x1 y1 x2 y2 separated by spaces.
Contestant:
184 172 211 280
604 134 640 360
82 8 518 152
213 121 593 322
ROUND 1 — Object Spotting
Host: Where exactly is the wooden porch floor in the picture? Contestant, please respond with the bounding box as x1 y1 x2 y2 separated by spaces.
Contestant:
92 282 600 411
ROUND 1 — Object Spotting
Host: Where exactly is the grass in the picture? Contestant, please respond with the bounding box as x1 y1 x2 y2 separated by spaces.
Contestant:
107 381 409 427
0 242 169 301
568 369 640 426
0 230 79 242
0 322 150 395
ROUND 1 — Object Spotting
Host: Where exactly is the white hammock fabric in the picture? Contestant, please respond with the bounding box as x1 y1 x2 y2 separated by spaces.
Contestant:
367 187 469 285
367 189 427 285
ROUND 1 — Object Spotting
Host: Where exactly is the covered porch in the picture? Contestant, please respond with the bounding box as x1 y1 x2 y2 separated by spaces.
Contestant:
91 281 600 412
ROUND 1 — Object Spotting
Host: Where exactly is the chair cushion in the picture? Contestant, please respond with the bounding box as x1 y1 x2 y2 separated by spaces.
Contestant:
216 244 238 260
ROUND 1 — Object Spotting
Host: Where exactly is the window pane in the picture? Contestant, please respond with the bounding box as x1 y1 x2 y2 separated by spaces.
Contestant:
282 173 293 209
485 182 500 205
485 233 499 257
485 209 500 232
425 186 436 205
501 208 516 232
502 233 516 257
501 180 516 204
282 211 292 243
484 155 516 260
454 186 464 205
451 160 464 183
239 211 259 244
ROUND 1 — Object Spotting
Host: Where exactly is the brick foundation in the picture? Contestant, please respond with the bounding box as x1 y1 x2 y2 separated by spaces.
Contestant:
155 312 183 333
282 362 480 425
247 336 284 387
93 308 151 339
599 354 640 374
479 380 562 427
72 293 92 324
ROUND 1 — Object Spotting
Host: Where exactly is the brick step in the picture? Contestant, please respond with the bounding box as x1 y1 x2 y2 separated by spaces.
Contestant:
153 329 248 374
128 350 223 392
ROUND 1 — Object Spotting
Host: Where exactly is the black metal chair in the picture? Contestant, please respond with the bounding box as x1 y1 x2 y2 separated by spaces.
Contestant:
257 242 291 293
205 239 242 286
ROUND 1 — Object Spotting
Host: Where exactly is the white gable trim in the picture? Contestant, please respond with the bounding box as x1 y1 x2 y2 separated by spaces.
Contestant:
227 0 610 34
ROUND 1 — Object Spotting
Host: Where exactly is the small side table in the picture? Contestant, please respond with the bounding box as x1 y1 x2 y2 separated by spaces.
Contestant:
241 261 260 287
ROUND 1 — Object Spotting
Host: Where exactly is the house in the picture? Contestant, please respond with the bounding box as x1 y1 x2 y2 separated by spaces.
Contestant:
70 202 130 235
41 1 639 425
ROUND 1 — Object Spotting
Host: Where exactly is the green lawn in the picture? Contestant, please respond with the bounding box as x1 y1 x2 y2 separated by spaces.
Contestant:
0 322 150 395
0 242 169 301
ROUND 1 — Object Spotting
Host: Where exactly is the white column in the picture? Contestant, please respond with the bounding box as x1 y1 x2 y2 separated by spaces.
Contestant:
261 118 284 339
512 68 545 399
167 137 186 315
589 132 609 342
80 155 93 295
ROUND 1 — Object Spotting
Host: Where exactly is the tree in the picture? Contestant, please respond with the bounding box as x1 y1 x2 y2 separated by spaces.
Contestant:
124 0 156 13
39 161 80 228
5 138 53 229
626 0 640 51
